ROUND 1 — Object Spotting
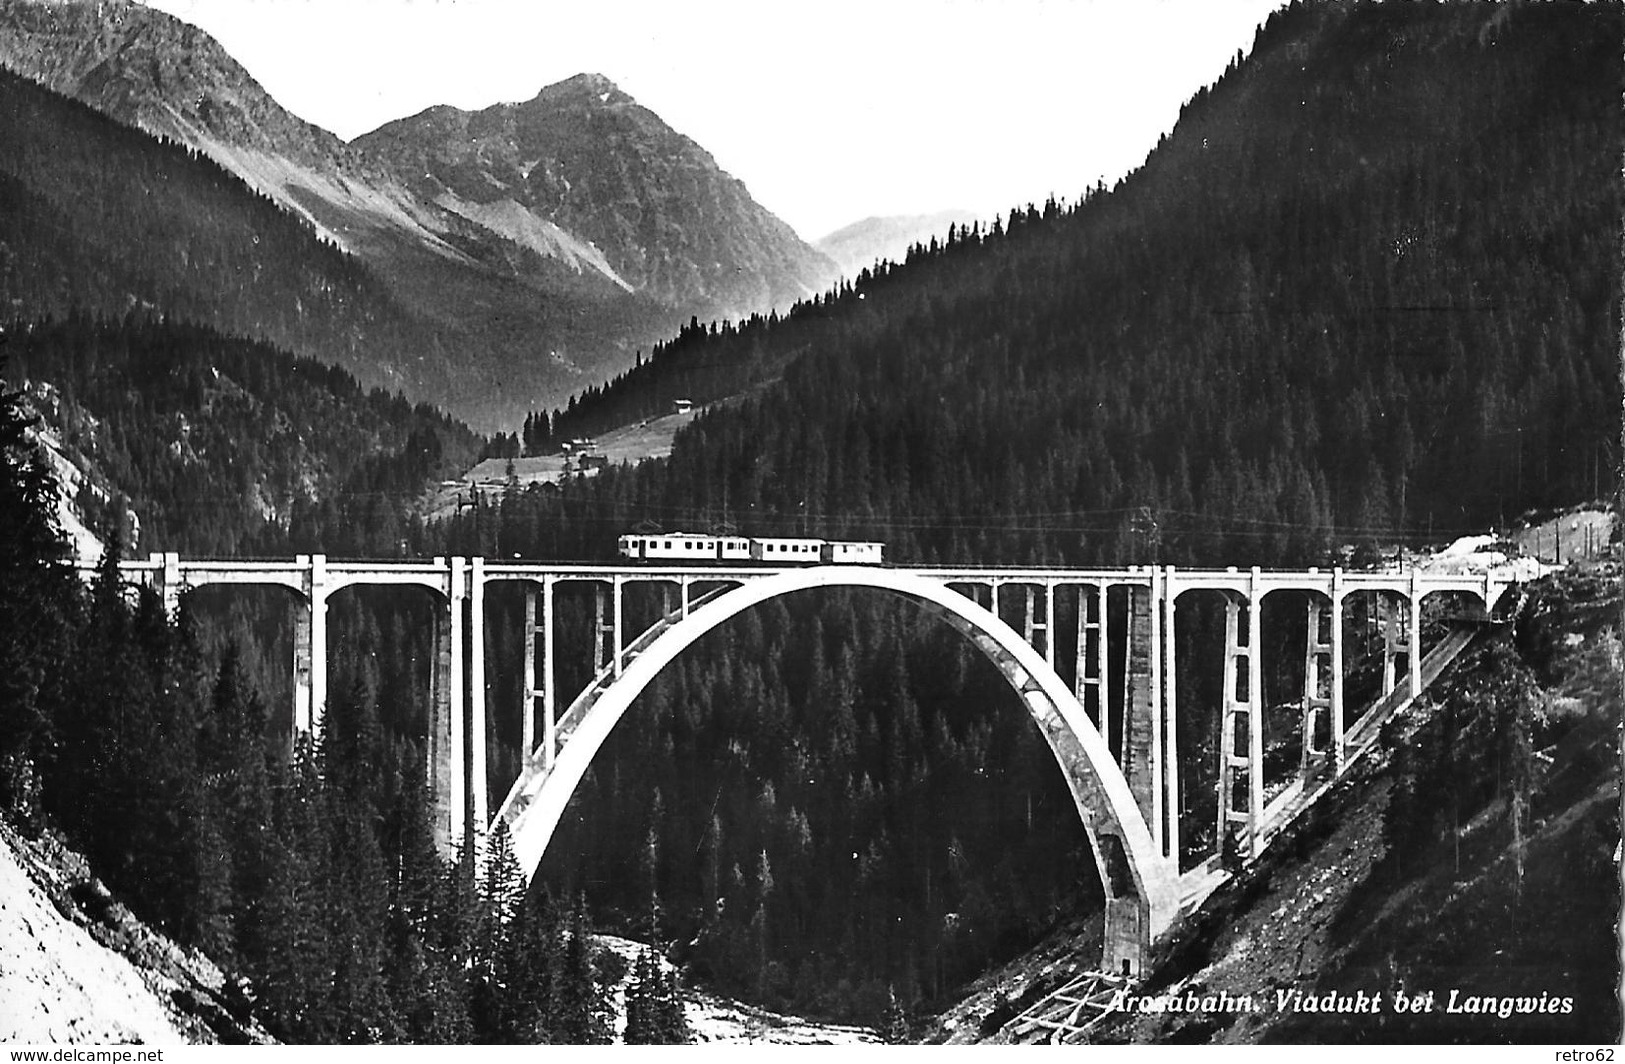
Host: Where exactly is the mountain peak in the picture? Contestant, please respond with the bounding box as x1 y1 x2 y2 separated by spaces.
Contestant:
536 72 633 108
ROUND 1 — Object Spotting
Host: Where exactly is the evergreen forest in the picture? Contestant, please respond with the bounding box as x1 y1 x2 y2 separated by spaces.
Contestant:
6 314 482 555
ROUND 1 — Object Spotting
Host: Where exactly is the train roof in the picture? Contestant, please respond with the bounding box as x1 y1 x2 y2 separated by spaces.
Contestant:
620 532 883 546
620 531 746 541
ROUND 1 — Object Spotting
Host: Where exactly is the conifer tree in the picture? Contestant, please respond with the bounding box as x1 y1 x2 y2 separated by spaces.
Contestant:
384 754 446 1041
550 895 611 1044
256 748 338 1040
0 360 77 827
883 985 910 1044
621 947 663 1044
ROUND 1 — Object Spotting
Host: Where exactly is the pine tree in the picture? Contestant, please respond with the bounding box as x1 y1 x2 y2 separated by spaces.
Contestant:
384 754 446 1041
255 749 338 1040
549 895 611 1044
472 821 527 1041
622 948 662 1044
883 985 910 1044
653 964 691 1044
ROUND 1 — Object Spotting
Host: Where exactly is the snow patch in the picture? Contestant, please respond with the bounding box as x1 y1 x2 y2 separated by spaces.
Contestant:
1409 526 1574 583
593 934 880 1044
1437 534 1497 557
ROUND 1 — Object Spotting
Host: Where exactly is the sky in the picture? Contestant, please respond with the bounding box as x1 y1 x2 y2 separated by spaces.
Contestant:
142 0 1287 241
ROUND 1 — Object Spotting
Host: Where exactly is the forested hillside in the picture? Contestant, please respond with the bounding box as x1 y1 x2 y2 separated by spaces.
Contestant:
538 1 1618 567
7 315 481 555
441 0 1622 1026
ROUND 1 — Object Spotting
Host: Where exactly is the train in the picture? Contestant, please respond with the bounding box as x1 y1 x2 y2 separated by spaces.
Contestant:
617 531 884 565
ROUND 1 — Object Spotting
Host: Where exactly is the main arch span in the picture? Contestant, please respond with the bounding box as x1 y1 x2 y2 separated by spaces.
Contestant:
493 565 1182 975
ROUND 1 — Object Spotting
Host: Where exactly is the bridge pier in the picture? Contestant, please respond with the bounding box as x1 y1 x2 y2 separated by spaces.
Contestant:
1216 575 1266 860
470 557 488 854
522 585 537 756
1408 571 1423 700
1019 583 1054 669
297 555 328 743
1161 570 1179 865
429 557 466 857
591 580 626 676
1075 583 1111 750
1301 597 1333 773
1380 593 1404 697
542 578 557 768
160 551 181 618
293 590 311 750
519 578 559 772
1123 584 1158 854
1330 577 1346 769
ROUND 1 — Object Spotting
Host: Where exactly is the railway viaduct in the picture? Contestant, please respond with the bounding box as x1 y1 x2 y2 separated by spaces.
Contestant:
104 554 1514 977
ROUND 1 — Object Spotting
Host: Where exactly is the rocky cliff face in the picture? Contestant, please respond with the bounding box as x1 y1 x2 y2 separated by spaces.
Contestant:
0 0 342 163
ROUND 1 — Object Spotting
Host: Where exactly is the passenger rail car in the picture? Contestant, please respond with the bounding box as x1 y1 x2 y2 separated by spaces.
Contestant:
618 532 884 565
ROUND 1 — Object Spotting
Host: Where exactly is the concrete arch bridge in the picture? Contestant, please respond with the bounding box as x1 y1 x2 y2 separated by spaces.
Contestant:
107 554 1513 976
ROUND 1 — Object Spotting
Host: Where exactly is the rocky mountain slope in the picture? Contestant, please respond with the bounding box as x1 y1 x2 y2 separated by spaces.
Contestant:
0 0 836 426
0 0 445 257
356 72 838 319
1 819 273 1044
